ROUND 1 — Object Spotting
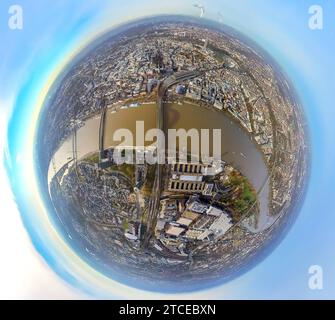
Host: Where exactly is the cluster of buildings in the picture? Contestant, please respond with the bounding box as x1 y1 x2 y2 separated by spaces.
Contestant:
58 161 137 229
155 195 233 255
148 161 233 256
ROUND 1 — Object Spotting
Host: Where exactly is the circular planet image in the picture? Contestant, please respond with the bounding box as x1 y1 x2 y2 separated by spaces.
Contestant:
36 15 309 292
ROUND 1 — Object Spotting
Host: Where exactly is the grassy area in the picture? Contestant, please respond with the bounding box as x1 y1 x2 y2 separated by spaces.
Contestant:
83 153 100 164
142 164 156 194
122 220 129 231
228 170 258 221
118 164 135 181
208 43 230 64
107 163 135 181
